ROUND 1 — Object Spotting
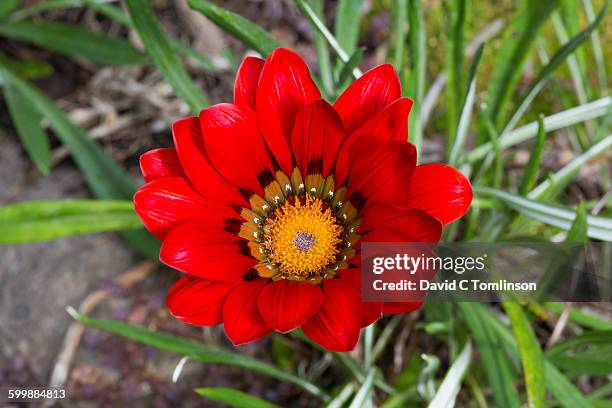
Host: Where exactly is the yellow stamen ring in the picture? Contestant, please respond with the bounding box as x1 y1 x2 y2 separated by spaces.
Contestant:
263 196 344 280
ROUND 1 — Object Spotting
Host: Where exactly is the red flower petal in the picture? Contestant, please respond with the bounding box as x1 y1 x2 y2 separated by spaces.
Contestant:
359 206 442 242
167 275 236 326
256 48 321 174
234 56 265 110
173 117 246 206
333 64 401 133
291 100 346 177
257 280 323 333
335 98 413 186
133 177 239 239
200 103 275 196
302 278 361 352
140 148 184 181
405 164 473 225
334 269 384 327
160 220 256 281
383 301 423 314
223 279 272 345
361 302 383 327
346 141 416 206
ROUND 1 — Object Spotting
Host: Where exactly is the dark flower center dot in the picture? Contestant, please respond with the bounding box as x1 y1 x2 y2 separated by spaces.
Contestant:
293 231 316 252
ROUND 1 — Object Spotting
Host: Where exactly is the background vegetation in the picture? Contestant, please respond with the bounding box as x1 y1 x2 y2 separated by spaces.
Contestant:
0 0 610 406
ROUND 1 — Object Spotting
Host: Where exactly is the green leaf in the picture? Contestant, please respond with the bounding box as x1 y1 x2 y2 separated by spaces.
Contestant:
0 21 147 65
582 0 608 93
0 54 53 80
543 303 612 331
465 96 612 163
337 47 364 87
445 0 467 149
0 62 159 258
68 309 330 401
334 0 362 57
502 2 609 135
475 186 612 241
125 0 208 114
518 114 546 195
348 368 376 408
546 331 612 375
295 0 361 79
566 202 588 242
545 362 595 407
0 0 20 19
448 43 484 166
4 81 51 174
502 303 546 408
528 134 612 201
196 388 280 408
391 0 407 71
458 303 520 408
10 0 83 21
466 303 594 408
0 200 141 244
486 0 562 125
309 0 334 98
187 0 279 56
407 0 426 156
427 342 472 408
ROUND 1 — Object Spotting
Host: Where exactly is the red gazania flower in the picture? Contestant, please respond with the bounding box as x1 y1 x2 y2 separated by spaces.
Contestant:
134 48 472 352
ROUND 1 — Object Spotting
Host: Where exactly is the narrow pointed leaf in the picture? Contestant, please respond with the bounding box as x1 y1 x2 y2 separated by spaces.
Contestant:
68 309 330 401
187 0 279 56
486 0 562 125
0 200 141 244
476 187 612 241
0 21 147 65
502 303 545 408
334 0 363 56
4 81 51 174
125 0 208 114
196 388 281 408
518 115 546 195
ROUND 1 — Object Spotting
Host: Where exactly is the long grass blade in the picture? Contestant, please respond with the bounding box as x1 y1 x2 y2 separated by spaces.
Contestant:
295 0 361 79
334 0 362 57
448 43 484 166
391 0 407 71
528 134 612 200
0 200 141 244
407 0 425 157
475 186 612 241
466 96 612 163
502 303 546 408
501 2 608 136
187 0 278 56
486 0 562 125
467 304 594 408
518 115 546 195
445 0 467 150
459 303 520 408
309 0 334 98
348 368 376 408
0 21 146 65
68 308 330 401
3 81 51 174
581 0 608 93
427 342 472 408
196 388 280 408
125 0 208 114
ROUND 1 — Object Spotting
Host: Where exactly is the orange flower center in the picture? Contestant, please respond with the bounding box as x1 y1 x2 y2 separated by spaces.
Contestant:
239 168 360 283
